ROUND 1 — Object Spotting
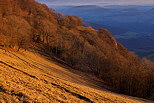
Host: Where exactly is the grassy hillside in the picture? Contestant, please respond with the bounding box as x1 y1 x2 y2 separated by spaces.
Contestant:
0 48 151 103
0 0 154 101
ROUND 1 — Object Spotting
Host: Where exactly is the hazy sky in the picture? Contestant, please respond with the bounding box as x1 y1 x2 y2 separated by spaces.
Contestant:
37 0 154 6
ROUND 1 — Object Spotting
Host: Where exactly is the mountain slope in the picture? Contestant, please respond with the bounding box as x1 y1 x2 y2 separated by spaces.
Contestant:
56 5 154 62
0 0 154 101
0 48 151 103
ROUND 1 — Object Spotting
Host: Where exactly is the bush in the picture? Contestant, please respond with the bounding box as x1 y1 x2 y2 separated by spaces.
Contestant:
58 15 83 29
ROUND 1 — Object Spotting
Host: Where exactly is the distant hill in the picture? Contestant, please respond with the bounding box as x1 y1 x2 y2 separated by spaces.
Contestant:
148 8 154 13
69 5 108 11
104 5 154 10
58 5 113 15
56 5 154 33
56 5 154 60
84 22 129 35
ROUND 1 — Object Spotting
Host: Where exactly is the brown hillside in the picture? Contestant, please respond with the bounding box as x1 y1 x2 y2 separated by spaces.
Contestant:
1 48 151 103
0 0 154 101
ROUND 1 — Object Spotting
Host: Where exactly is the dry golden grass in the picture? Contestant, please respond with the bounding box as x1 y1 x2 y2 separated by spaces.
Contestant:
0 48 152 103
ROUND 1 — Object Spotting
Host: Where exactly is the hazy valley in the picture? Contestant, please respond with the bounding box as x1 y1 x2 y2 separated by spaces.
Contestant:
54 5 154 61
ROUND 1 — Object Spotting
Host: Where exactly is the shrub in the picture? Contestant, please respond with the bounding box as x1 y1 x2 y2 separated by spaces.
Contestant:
59 15 83 29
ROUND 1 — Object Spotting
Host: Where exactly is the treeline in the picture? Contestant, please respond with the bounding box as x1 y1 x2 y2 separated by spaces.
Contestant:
0 0 154 100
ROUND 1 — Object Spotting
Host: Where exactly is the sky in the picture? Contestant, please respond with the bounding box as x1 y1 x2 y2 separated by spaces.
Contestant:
37 0 154 6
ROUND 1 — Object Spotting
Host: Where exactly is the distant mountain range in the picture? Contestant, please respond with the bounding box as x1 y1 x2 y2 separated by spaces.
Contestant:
54 5 154 61
54 5 154 33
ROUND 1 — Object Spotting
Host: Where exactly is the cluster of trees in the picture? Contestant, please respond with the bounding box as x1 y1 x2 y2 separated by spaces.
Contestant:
0 0 154 100
0 16 32 50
